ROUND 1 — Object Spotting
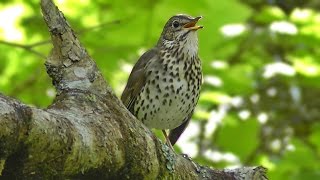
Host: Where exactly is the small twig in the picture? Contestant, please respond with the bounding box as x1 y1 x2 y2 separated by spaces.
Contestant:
76 19 127 34
0 18 128 59
0 40 47 59
27 40 52 47
198 120 206 155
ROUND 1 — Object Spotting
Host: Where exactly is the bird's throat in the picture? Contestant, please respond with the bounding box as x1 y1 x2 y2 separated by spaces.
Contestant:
181 32 199 58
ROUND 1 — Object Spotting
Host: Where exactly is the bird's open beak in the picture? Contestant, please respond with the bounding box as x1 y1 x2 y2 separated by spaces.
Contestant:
183 16 203 31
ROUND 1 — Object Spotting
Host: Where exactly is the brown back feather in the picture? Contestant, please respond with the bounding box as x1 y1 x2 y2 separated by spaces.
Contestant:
121 48 158 113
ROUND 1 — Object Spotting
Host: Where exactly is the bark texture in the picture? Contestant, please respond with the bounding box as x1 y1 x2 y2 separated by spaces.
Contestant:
0 0 268 179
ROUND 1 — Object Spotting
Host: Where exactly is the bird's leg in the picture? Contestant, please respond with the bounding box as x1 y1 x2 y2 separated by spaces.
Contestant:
162 130 174 150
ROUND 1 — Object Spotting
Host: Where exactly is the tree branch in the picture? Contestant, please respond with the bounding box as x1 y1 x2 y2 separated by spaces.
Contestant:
0 0 268 179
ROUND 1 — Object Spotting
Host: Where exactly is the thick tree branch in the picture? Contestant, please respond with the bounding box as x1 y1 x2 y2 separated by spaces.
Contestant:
0 0 268 179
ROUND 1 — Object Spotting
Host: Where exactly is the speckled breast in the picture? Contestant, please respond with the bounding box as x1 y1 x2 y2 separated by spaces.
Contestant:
133 55 202 130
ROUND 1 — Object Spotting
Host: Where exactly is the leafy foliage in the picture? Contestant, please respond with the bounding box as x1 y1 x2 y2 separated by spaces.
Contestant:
0 0 319 179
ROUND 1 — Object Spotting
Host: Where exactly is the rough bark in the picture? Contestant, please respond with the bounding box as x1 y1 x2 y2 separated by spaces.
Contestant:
0 0 268 179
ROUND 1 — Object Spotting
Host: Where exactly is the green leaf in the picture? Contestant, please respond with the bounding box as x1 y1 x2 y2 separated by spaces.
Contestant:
215 115 259 161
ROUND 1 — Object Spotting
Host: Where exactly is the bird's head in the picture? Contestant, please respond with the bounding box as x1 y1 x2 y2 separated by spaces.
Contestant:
158 14 203 56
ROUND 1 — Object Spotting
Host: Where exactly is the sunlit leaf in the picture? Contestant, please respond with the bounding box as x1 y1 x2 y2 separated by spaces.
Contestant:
199 91 232 104
253 6 286 24
291 55 320 77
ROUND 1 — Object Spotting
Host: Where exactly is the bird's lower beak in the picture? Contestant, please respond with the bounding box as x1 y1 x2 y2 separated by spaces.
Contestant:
183 16 203 31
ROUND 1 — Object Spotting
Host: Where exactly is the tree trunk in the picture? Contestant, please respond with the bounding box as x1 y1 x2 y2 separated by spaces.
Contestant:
0 0 268 179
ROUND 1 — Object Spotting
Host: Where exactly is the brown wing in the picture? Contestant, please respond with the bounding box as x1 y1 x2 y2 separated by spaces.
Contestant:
168 111 193 146
121 48 158 113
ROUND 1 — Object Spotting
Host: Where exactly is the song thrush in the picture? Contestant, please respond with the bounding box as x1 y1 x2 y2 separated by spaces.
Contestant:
121 14 203 148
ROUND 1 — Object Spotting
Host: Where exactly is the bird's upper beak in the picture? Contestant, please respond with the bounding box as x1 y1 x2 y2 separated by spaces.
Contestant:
183 16 203 31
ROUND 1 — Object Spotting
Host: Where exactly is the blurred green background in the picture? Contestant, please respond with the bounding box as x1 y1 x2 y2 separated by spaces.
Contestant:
0 0 319 179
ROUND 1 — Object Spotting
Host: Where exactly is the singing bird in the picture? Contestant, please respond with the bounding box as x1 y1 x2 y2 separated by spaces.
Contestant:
121 14 203 148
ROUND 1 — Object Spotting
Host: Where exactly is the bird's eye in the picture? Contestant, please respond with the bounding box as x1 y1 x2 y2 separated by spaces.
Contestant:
172 21 180 28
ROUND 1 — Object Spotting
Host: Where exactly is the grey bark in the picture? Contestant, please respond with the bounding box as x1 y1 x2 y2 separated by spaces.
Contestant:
0 0 268 179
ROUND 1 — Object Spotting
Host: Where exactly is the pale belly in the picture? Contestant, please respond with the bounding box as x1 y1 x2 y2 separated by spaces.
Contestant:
134 77 200 130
